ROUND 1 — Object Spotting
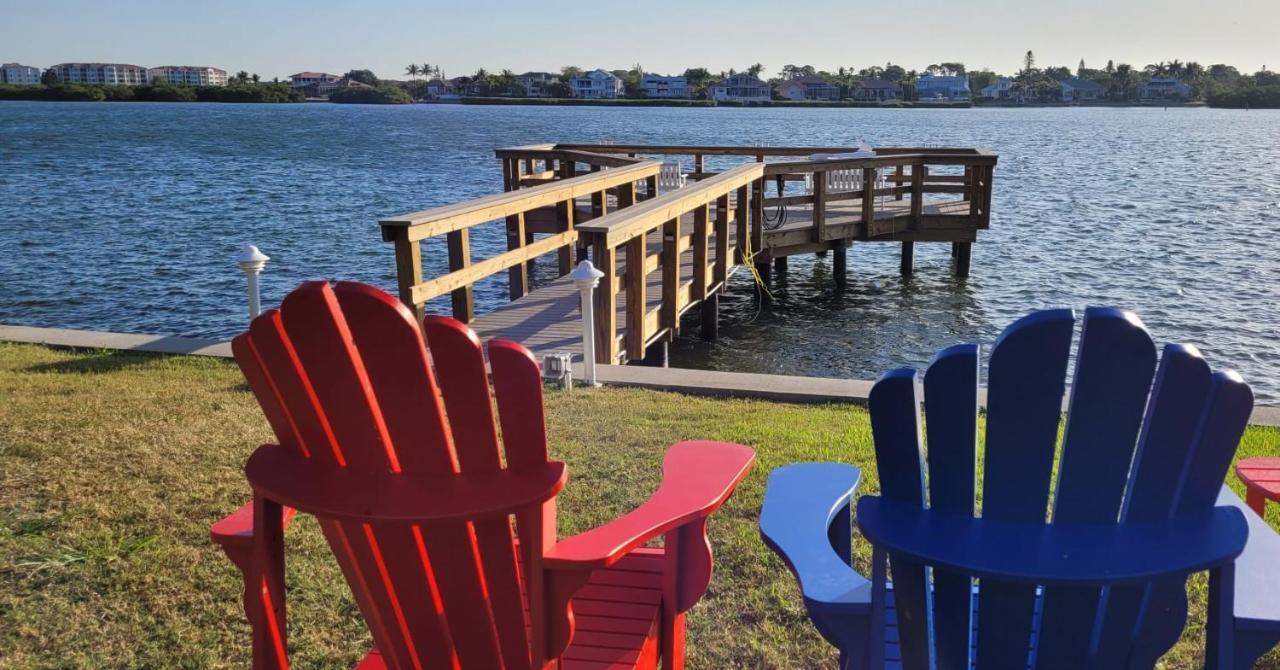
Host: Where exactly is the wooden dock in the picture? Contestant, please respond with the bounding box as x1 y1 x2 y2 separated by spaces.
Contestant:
380 143 997 364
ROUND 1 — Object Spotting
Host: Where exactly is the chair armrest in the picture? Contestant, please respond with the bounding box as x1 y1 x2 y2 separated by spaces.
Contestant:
857 495 1248 586
543 440 754 570
1218 487 1280 634
209 500 296 572
759 463 872 614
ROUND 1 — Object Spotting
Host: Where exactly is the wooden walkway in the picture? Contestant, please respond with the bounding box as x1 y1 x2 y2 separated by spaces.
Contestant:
470 214 735 361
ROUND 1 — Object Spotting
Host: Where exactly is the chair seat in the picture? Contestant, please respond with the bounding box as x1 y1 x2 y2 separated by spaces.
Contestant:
355 548 664 670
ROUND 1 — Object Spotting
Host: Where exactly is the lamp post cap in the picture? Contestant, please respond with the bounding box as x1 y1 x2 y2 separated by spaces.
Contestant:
567 259 604 282
236 245 270 264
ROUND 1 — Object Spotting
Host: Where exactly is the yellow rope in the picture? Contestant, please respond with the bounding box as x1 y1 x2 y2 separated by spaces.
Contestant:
737 193 774 301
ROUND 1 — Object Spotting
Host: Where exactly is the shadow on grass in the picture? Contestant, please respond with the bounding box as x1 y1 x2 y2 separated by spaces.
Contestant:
24 348 173 375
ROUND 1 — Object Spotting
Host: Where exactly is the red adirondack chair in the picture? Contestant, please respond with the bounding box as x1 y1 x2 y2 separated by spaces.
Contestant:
209 281 755 669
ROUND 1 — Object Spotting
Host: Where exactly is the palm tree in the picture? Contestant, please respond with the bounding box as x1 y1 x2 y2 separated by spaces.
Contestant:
421 63 436 81
405 64 420 81
251 73 260 84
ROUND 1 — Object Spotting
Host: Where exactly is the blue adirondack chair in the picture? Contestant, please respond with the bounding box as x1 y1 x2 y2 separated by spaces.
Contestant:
760 307 1280 669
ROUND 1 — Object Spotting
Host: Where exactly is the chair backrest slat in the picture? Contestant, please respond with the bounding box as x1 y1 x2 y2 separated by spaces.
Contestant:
422 316 533 669
1094 345 1212 666
922 344 979 670
423 316 504 473
235 281 557 670
1034 309 1158 668
868 369 931 670
333 282 457 475
974 309 1074 669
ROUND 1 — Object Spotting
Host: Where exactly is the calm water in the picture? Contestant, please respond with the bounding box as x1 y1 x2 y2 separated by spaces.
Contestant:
1 102 1278 401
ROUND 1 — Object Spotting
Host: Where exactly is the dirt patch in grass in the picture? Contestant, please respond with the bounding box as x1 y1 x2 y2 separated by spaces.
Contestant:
0 342 1277 668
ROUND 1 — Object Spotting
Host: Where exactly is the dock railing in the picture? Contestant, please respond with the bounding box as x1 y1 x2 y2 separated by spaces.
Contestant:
576 163 764 363
380 159 662 323
759 149 996 244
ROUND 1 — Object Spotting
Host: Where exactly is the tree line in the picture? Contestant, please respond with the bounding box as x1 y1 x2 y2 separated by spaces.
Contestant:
399 56 1278 106
2 70 304 103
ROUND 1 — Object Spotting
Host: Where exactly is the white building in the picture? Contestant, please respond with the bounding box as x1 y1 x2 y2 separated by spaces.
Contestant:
571 69 623 99
289 72 341 88
147 66 228 87
516 72 558 97
51 63 147 86
980 77 1014 99
1 63 41 85
916 74 971 101
709 74 771 102
641 74 688 98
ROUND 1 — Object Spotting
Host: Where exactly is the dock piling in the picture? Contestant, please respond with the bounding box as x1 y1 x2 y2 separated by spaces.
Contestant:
900 241 915 277
700 294 719 341
955 242 972 277
832 242 848 289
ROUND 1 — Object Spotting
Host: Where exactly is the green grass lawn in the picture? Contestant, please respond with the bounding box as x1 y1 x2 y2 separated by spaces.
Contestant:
0 341 1277 668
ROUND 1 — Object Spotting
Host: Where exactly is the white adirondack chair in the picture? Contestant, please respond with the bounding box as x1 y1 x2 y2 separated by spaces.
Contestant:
659 161 687 193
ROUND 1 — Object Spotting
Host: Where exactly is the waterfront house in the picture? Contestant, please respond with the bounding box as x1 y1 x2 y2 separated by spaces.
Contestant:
289 71 341 88
1140 78 1193 100
516 71 559 97
708 73 771 102
775 76 841 101
641 74 689 98
146 66 228 87
426 78 459 100
51 62 147 86
916 73 971 101
980 77 1014 99
571 69 623 99
853 78 904 101
1060 77 1105 102
0 63 41 85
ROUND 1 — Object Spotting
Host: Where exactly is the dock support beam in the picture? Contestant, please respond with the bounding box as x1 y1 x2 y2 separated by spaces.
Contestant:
773 256 788 272
955 242 972 277
832 242 848 289
700 294 719 341
900 241 914 277
634 340 668 368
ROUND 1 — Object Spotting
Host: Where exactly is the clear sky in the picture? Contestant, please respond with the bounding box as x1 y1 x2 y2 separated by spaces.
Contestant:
2 0 1275 80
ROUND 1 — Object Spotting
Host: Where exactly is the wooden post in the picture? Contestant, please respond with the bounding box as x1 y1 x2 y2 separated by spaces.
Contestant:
773 256 788 272
956 242 972 277
895 165 905 201
506 212 528 300
900 241 915 277
592 239 618 364
662 219 679 337
862 167 876 229
391 230 424 323
694 153 705 177
624 236 647 361
557 196 576 275
590 165 604 218
750 179 764 256
693 205 709 301
645 175 659 200
910 162 924 228
714 194 730 286
735 185 749 264
700 293 719 341
446 229 475 322
832 241 848 289
812 171 827 242
617 181 637 209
